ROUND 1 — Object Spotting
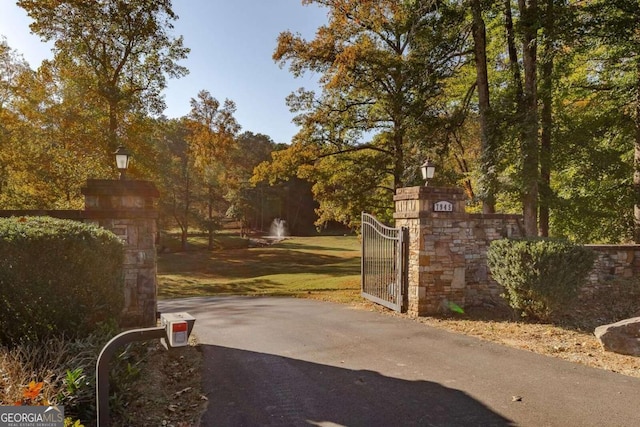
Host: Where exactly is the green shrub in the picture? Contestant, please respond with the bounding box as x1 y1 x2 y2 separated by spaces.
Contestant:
0 216 125 344
487 238 595 321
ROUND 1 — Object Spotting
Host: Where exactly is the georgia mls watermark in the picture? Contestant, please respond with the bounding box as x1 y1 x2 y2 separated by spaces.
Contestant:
0 406 64 427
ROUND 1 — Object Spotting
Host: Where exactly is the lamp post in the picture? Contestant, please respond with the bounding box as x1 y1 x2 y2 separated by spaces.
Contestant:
114 145 132 180
420 159 436 186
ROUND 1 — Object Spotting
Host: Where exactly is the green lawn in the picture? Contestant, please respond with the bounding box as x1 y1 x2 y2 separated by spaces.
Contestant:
157 235 362 303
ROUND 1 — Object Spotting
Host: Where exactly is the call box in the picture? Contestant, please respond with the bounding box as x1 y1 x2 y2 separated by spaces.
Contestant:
160 312 196 348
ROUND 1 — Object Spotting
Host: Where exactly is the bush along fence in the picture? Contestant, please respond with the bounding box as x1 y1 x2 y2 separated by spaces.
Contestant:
0 216 125 344
487 238 595 321
0 179 159 327
393 185 640 317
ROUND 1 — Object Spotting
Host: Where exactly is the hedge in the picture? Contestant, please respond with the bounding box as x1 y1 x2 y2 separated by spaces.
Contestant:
487 238 595 321
0 216 124 345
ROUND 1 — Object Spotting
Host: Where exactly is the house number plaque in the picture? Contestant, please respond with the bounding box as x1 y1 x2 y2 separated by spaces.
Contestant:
433 200 454 212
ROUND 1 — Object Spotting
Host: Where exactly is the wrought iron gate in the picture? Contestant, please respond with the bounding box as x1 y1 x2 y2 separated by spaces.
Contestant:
361 212 408 312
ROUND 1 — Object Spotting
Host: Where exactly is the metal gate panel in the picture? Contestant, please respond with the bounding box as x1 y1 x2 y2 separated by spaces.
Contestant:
361 212 408 312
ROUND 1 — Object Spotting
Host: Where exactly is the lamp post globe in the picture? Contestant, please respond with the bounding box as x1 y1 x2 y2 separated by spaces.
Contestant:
420 159 436 186
114 145 132 180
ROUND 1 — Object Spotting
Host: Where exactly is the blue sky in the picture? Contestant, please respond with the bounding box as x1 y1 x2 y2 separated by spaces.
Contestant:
0 0 328 144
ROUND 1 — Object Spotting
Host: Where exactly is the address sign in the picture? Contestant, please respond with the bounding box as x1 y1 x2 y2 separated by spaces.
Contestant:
433 200 454 212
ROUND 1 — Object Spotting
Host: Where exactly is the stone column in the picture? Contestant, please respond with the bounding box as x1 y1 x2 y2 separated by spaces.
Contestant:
81 179 160 327
394 186 468 317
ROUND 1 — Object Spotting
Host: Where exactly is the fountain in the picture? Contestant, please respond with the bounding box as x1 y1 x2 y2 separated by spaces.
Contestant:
267 218 288 240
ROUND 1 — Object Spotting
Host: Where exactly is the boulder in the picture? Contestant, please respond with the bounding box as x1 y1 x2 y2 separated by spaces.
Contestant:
594 317 640 356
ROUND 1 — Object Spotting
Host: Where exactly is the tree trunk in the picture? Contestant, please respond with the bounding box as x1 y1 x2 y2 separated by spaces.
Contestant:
108 98 119 151
539 0 554 237
182 172 190 251
208 184 214 249
634 59 640 242
472 0 496 214
505 0 539 236
394 126 405 189
518 0 540 237
172 196 188 251
504 1 524 100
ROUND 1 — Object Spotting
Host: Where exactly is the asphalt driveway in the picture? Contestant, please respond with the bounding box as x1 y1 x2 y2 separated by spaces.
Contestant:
159 296 640 427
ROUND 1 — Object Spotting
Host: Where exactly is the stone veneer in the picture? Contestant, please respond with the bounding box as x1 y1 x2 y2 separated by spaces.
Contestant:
393 186 640 317
81 179 159 327
394 186 522 316
0 179 159 327
581 245 640 297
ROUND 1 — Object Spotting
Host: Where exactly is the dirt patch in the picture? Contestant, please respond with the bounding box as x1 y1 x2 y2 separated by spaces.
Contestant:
118 339 207 427
416 314 640 378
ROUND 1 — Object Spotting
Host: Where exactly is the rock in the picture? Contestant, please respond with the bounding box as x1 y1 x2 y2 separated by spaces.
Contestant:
594 317 640 356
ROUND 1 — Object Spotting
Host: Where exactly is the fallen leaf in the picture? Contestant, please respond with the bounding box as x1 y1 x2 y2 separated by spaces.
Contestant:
174 387 192 397
23 381 44 400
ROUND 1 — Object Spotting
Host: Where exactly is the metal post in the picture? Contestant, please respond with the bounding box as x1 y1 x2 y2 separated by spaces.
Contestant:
96 327 166 426
361 212 365 296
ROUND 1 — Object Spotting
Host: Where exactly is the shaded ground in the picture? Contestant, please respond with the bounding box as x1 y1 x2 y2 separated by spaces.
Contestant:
116 340 206 427
202 344 514 426
161 296 640 427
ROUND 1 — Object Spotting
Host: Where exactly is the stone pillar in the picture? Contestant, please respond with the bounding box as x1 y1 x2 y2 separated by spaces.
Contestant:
81 179 160 327
394 186 468 317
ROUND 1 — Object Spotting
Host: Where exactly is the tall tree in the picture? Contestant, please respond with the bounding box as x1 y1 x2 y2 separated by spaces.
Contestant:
0 38 29 113
228 132 279 232
536 0 578 237
538 0 553 236
152 117 195 250
470 0 497 213
1 54 113 208
582 0 640 242
18 0 189 154
187 90 240 249
517 0 540 237
263 0 466 227
550 72 634 243
0 39 30 201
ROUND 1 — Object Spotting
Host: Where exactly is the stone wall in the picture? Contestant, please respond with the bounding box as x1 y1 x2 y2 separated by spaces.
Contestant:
582 245 640 298
82 180 159 327
463 214 523 308
394 186 523 316
394 187 466 316
0 179 159 327
393 185 640 317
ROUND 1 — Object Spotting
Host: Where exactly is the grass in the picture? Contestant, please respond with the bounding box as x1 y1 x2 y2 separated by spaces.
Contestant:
158 235 362 303
159 229 250 252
